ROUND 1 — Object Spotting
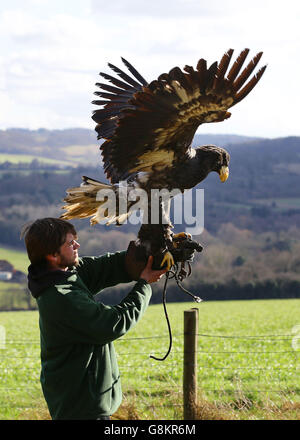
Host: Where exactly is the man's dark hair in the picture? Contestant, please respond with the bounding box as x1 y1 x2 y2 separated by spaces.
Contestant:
21 218 77 265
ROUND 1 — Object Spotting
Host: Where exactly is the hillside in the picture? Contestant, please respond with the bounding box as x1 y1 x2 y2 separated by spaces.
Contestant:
0 132 299 246
0 128 263 166
0 128 100 165
0 130 300 305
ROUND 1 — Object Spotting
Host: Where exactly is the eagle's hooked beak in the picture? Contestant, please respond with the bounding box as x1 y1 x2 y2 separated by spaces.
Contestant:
219 165 229 182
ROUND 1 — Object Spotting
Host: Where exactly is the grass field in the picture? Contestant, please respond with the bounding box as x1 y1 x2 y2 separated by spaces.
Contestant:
0 299 299 420
62 144 99 164
218 197 300 212
252 197 300 210
0 145 99 167
0 153 74 167
0 246 29 273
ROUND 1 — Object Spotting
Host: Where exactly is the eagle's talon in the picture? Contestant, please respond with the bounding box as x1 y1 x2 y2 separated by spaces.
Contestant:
172 232 192 248
160 251 175 271
173 232 192 240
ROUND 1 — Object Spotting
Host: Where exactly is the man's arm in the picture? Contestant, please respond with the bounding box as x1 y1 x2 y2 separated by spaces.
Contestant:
60 278 152 345
76 241 158 295
59 257 166 345
76 250 132 295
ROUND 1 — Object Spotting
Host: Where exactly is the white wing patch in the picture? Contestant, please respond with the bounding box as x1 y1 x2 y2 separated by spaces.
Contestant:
187 147 196 158
136 172 150 184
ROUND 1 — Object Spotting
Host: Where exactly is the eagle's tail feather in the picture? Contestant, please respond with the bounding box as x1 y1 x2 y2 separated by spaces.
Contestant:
60 176 130 226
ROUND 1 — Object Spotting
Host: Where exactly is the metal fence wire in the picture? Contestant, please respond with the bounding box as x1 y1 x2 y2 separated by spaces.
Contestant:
0 324 299 419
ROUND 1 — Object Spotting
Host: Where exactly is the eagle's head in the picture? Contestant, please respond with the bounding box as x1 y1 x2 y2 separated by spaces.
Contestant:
196 145 230 183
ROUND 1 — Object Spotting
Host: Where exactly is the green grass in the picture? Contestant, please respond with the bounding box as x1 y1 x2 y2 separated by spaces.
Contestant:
0 247 29 272
252 197 300 210
0 282 35 311
218 198 300 212
0 248 31 311
61 144 99 164
217 201 252 210
0 299 299 420
0 153 74 167
0 169 71 178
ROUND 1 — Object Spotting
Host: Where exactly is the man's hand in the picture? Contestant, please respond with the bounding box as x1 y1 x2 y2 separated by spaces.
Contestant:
140 256 168 284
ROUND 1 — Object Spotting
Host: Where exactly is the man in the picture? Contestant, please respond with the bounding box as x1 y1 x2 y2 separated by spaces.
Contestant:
22 217 167 420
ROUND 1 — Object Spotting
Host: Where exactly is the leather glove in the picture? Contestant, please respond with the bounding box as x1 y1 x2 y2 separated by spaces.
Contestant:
125 241 148 281
170 233 203 263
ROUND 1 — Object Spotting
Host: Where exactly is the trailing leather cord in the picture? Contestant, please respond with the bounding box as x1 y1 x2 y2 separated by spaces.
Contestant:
150 263 202 361
150 270 173 361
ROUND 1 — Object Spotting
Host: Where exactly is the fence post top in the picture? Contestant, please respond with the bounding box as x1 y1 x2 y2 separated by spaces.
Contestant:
184 308 199 314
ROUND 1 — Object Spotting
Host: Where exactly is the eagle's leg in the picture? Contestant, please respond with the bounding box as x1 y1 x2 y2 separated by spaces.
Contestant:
137 223 174 270
136 193 195 270
158 197 175 270
161 198 192 264
134 197 172 269
136 196 194 270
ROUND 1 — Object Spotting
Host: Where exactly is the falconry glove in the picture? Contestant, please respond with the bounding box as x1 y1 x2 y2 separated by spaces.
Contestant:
170 233 203 264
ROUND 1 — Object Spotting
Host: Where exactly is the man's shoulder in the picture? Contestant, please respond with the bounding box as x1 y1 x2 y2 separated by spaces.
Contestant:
77 251 126 263
75 251 126 273
37 272 86 301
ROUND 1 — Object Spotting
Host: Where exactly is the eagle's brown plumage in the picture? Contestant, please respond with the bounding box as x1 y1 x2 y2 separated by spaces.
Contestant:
62 49 266 269
91 48 266 184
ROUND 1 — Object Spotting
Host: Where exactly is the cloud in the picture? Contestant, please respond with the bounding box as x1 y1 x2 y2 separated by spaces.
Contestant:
90 0 220 17
0 0 299 137
91 0 300 21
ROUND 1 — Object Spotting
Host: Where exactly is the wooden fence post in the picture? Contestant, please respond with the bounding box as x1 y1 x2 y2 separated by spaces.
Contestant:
183 308 199 420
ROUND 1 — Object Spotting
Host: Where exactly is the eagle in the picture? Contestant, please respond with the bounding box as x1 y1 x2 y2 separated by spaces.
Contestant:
61 48 266 270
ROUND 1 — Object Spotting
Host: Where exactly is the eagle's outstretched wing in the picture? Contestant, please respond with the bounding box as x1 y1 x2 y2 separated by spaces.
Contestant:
92 49 266 184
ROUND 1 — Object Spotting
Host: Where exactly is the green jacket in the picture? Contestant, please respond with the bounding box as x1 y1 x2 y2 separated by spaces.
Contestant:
28 251 152 420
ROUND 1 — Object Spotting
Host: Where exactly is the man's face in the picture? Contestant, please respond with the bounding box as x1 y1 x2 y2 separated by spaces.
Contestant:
56 232 80 269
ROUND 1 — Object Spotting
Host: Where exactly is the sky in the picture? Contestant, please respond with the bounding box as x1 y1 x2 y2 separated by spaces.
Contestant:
0 0 299 138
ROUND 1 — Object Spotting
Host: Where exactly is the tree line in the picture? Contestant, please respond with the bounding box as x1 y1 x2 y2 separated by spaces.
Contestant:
0 135 300 307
